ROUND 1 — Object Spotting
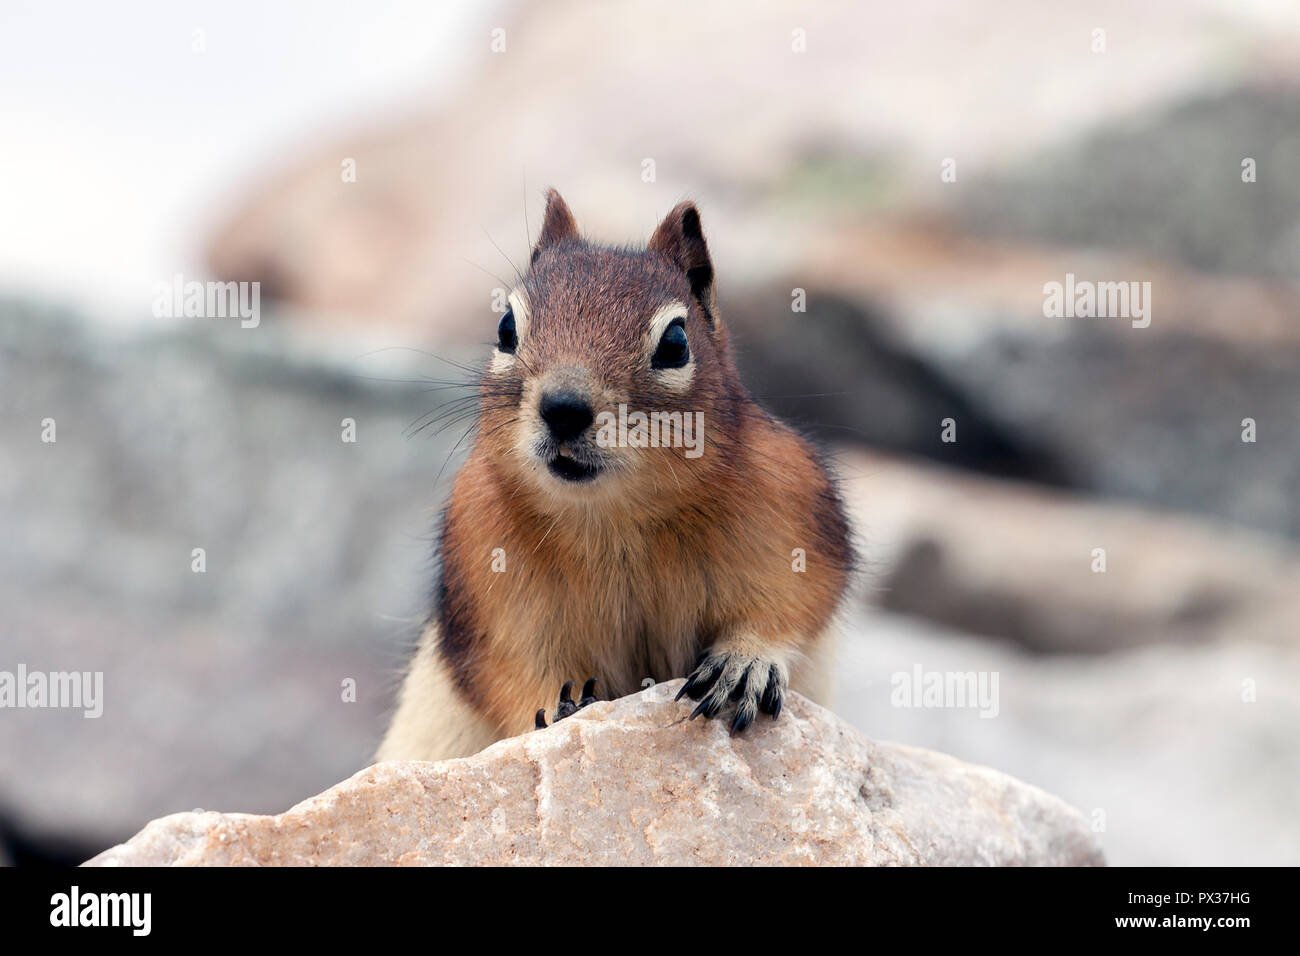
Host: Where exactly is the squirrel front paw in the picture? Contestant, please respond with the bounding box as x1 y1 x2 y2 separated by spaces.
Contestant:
676 651 786 734
533 678 598 729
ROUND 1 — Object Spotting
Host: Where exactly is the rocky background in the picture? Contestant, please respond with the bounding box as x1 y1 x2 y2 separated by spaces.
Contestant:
2 0 1299 865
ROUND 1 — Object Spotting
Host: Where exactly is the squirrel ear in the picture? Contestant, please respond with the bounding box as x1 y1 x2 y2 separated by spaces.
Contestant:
531 188 579 263
648 201 717 326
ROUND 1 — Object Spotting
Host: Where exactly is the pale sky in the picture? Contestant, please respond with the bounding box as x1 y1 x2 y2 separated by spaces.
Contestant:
0 0 501 322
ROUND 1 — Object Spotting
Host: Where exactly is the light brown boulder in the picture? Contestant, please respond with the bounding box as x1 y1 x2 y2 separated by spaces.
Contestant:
87 681 1104 866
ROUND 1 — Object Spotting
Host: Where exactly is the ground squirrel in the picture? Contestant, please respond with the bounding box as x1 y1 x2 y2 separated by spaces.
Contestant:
377 190 852 762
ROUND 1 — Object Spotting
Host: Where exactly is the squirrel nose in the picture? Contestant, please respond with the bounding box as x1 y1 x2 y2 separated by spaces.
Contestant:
540 390 594 442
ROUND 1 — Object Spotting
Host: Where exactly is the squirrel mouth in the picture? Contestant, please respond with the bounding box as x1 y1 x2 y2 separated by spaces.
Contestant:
547 453 601 483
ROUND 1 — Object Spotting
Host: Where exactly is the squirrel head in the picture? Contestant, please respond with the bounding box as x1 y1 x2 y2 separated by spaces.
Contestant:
478 189 745 513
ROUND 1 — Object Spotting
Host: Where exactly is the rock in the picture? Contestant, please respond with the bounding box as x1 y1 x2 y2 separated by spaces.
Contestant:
833 607 1300 867
953 85 1300 282
739 206 1300 539
86 681 1104 866
729 285 1072 486
785 110 1300 539
0 302 470 859
836 448 1300 653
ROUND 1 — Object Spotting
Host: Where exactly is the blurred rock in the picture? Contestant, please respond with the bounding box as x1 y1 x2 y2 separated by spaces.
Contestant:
833 608 1300 866
87 680 1103 866
0 299 470 858
729 286 1072 486
955 85 1300 282
765 88 1300 537
739 89 1300 537
775 207 1300 537
836 448 1300 653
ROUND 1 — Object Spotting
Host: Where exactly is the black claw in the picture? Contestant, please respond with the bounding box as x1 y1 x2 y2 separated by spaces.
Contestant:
554 680 578 720
675 676 696 701
730 707 755 736
579 678 598 707
683 663 721 701
759 667 781 715
690 692 726 721
534 708 548 729
729 664 753 701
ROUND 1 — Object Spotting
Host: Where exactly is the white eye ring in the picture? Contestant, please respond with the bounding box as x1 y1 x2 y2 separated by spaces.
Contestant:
507 290 530 339
490 291 531 372
646 300 688 348
646 300 694 390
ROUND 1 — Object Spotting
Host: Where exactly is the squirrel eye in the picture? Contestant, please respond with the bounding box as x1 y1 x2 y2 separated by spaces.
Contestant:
497 309 517 353
651 318 689 369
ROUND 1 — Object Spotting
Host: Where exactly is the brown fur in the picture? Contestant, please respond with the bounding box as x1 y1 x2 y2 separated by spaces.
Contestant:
377 190 851 762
